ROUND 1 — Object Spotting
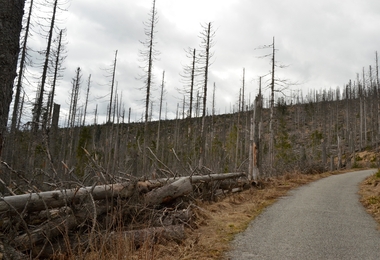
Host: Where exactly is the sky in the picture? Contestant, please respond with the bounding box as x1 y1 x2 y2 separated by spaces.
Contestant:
20 0 380 125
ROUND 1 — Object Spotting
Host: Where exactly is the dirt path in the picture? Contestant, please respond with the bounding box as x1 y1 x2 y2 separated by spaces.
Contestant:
226 169 380 260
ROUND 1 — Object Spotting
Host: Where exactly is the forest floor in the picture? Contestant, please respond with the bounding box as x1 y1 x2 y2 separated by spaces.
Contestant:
58 158 380 259
89 170 340 260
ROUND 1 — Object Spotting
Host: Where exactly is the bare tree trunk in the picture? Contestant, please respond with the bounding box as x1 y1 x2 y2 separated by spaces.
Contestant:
198 22 214 169
269 37 275 175
11 0 33 134
47 29 63 128
0 0 25 161
142 0 159 174
242 68 245 112
189 48 196 118
156 71 165 153
33 0 57 132
235 89 241 170
82 74 91 126
108 50 118 123
249 82 262 181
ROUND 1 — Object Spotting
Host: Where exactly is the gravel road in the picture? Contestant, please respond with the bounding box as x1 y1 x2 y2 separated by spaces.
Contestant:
226 169 380 260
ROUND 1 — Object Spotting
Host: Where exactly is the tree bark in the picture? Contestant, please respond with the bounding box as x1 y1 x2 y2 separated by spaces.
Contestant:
0 0 25 161
145 177 193 205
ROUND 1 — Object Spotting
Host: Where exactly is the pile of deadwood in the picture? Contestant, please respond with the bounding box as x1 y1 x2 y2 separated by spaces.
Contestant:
0 172 248 259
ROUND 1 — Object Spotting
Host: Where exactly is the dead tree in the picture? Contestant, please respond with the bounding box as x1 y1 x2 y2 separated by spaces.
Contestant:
139 0 160 172
156 71 165 153
32 0 58 132
11 0 33 134
0 0 26 161
82 74 91 126
47 29 66 127
249 80 262 181
198 22 215 169
179 48 198 118
107 50 118 123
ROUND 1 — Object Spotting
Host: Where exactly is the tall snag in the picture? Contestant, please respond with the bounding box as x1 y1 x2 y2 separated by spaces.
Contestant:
139 0 160 174
11 0 33 134
0 0 25 162
198 22 215 169
33 0 58 132
249 80 262 181
107 50 118 123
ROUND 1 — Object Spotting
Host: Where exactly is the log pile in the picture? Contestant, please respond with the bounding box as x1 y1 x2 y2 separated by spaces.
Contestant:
0 172 247 258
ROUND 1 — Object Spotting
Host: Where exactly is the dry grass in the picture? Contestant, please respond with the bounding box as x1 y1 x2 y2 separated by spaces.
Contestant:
359 169 380 228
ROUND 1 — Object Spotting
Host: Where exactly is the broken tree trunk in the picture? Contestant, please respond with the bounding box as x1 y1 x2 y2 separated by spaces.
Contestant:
0 182 136 214
145 177 193 205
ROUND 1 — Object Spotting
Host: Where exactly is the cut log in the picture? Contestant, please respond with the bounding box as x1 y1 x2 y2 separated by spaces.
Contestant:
107 224 186 247
145 177 193 205
0 182 135 214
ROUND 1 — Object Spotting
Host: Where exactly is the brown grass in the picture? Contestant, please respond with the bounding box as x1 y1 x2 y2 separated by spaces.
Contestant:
359 169 380 228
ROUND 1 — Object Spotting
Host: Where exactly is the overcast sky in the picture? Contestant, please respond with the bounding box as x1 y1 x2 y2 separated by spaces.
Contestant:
22 0 380 125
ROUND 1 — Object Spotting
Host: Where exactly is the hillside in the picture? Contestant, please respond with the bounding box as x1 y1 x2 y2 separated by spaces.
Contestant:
3 86 379 189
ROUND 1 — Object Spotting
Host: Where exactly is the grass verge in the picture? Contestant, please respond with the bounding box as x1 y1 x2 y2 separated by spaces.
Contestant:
359 168 380 228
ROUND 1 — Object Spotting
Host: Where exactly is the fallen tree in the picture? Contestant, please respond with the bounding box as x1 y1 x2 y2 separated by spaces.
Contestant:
0 182 136 214
0 172 245 214
0 171 247 258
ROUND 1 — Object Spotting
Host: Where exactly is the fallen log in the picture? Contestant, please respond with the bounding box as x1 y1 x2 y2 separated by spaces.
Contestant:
191 172 246 183
145 177 193 205
138 172 246 193
0 172 245 214
0 182 136 214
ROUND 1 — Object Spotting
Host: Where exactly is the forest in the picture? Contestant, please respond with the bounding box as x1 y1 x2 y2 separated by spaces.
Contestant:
1 0 380 258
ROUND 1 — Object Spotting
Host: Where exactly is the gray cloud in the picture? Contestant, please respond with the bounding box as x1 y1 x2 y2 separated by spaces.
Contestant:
20 0 380 125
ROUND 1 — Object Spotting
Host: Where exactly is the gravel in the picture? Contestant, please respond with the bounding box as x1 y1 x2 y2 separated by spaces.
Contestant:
226 169 380 260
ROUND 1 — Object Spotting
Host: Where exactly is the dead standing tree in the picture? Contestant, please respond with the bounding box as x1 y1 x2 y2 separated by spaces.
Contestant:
32 0 58 132
0 0 25 163
107 50 118 123
198 22 215 170
139 0 160 174
248 79 262 181
10 0 33 134
179 48 199 119
257 37 296 175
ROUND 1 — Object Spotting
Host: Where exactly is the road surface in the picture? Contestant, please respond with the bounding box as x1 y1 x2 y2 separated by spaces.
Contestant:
227 169 380 260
